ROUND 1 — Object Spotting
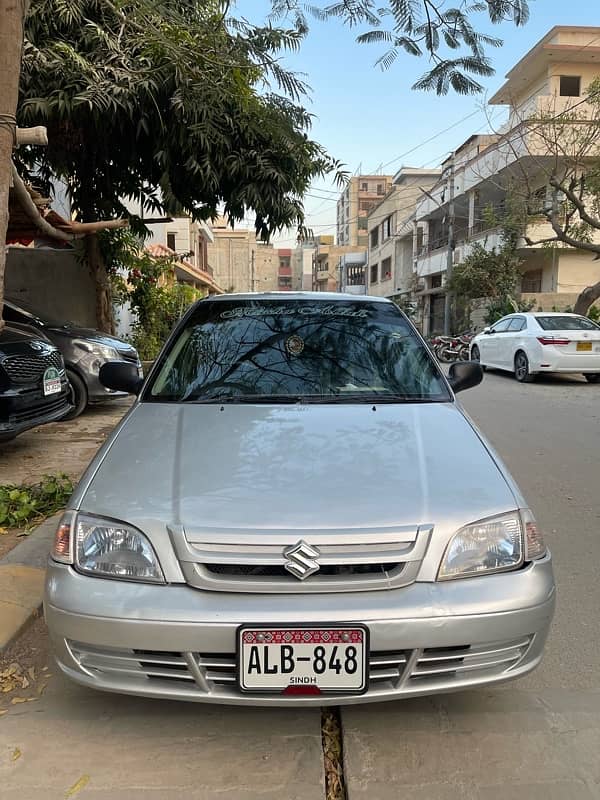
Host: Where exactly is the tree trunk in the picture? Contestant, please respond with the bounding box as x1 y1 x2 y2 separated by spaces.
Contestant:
85 233 114 334
573 281 600 316
0 0 29 332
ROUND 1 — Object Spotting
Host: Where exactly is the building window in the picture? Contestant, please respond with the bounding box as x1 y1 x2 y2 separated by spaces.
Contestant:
381 257 392 281
167 232 176 251
431 274 442 289
361 182 368 191
370 227 379 249
377 183 385 195
559 75 581 97
382 216 393 240
521 269 542 293
358 217 368 230
359 200 372 211
370 263 378 284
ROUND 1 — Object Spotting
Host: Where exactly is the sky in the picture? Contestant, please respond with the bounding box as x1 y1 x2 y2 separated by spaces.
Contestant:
236 1 600 246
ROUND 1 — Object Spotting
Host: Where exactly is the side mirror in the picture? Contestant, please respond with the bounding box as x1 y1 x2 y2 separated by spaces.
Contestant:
99 361 143 395
483 327 492 334
448 361 483 394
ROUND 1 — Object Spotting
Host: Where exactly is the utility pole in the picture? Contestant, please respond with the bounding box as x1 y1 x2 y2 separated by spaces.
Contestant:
443 158 455 336
0 0 30 331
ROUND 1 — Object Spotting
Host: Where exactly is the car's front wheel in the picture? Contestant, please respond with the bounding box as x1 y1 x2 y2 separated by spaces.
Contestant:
514 351 535 383
64 369 88 419
470 345 486 371
584 373 600 383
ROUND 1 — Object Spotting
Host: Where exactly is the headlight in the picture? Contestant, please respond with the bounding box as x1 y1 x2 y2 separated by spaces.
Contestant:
438 512 524 580
52 512 164 584
73 339 119 361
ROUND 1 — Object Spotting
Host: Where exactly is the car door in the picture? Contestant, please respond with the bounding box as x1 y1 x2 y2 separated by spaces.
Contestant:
482 317 511 366
499 316 526 368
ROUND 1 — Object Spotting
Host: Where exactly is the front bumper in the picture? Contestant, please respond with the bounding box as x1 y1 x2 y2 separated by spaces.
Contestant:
80 359 143 403
0 386 70 442
45 555 555 706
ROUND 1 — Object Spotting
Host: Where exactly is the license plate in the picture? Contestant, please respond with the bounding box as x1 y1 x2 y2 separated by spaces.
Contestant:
43 367 62 396
238 626 368 693
577 341 592 352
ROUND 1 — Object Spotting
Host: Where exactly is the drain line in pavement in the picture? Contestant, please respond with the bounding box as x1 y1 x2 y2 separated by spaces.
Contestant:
321 707 347 800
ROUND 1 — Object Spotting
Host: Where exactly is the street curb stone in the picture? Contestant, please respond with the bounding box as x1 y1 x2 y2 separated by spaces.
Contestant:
0 513 60 653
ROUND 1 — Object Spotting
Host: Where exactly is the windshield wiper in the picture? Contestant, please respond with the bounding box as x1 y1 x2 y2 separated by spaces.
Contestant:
185 394 305 404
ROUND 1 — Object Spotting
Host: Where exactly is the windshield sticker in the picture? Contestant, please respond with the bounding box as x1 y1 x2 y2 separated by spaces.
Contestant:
285 335 305 356
220 304 372 320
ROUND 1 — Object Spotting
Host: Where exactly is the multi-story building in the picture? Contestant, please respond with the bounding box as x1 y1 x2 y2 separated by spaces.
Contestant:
337 175 393 246
276 249 293 291
413 26 600 334
146 215 223 296
310 237 367 292
292 241 317 290
366 167 441 300
207 219 278 293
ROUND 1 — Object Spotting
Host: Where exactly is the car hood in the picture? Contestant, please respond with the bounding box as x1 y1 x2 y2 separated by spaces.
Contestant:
78 402 518 536
47 324 136 353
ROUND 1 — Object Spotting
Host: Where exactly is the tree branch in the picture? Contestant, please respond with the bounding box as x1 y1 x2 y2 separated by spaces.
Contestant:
550 175 600 230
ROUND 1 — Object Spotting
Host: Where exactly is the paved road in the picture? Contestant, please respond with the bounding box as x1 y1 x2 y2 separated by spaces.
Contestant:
1 371 599 798
343 369 600 798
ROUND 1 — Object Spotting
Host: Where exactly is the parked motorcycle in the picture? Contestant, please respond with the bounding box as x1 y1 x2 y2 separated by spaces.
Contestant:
431 331 474 362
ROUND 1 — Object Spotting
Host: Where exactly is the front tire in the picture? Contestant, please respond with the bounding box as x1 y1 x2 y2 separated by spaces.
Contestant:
514 351 535 383
470 345 486 371
64 369 88 419
584 373 600 383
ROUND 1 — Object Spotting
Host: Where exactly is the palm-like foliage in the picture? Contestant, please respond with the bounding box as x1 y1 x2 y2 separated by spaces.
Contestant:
272 0 530 95
18 0 346 238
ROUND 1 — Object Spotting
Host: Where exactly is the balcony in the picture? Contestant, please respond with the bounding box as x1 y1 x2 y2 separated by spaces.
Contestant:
278 265 292 277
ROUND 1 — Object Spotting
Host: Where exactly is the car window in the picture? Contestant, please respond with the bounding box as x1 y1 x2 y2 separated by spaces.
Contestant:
146 299 451 404
535 315 599 331
508 317 525 331
491 319 511 333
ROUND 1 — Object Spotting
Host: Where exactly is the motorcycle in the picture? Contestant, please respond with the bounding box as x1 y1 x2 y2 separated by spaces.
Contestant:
431 331 474 362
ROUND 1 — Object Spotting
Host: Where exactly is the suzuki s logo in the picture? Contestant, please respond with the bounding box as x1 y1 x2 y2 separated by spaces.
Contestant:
283 540 320 580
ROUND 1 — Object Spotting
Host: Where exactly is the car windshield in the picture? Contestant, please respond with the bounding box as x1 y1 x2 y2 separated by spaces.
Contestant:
146 299 451 403
535 315 599 331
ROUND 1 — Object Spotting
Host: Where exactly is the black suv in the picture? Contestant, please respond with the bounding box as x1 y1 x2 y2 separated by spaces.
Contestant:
0 324 70 442
3 299 142 418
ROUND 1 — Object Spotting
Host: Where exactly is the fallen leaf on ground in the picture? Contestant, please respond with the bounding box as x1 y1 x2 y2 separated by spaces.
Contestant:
10 747 21 761
65 775 90 797
10 696 36 705
27 667 35 681
0 709 7 716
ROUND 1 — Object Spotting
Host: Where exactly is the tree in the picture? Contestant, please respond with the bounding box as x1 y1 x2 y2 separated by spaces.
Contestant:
16 0 345 330
0 0 30 333
449 206 524 324
482 78 600 315
271 0 530 94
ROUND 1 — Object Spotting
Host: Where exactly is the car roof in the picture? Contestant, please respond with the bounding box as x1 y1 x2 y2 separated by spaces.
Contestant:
202 291 393 304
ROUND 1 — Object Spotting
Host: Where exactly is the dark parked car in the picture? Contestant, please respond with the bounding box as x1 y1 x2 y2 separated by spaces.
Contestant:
3 299 142 418
0 324 70 442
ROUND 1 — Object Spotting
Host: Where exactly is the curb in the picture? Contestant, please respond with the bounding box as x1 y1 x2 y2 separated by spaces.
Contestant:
0 514 60 653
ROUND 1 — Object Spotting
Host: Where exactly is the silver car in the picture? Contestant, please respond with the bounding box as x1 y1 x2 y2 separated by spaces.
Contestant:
45 293 555 706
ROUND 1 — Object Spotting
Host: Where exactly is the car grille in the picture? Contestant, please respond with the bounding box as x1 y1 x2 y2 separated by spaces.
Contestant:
2 351 64 384
169 525 432 594
67 636 532 696
12 393 69 424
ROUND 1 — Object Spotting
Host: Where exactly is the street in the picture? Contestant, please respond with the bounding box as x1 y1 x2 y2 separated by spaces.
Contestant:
1 369 599 799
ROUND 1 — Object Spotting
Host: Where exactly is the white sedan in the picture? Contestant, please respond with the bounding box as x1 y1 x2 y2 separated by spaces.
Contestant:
470 312 600 383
